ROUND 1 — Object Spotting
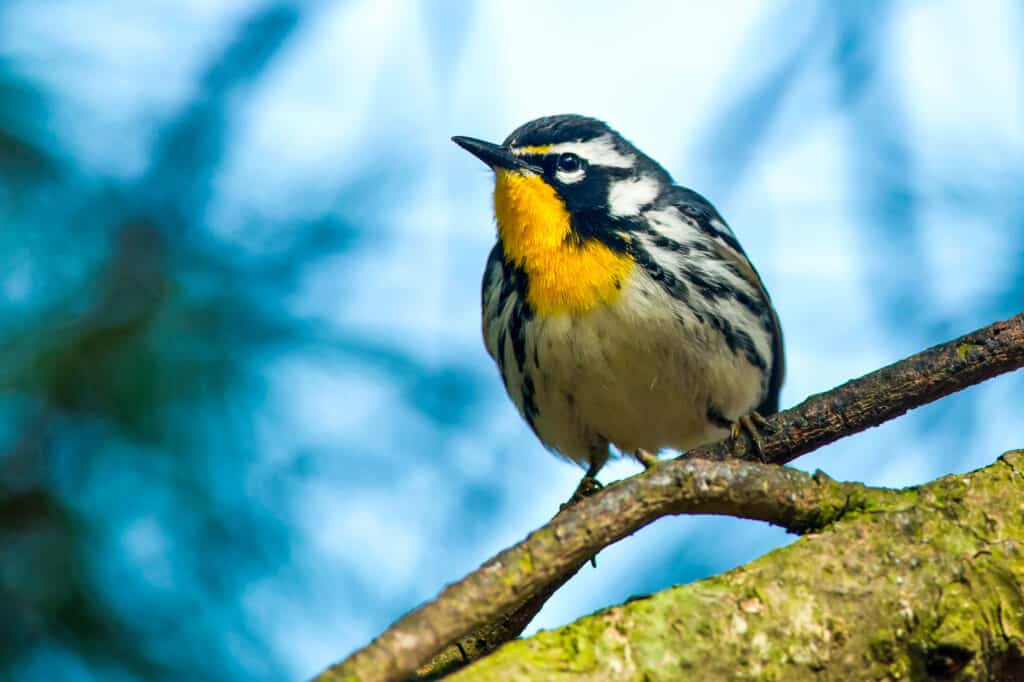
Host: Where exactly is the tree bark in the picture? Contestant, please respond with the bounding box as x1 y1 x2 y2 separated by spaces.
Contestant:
446 451 1024 681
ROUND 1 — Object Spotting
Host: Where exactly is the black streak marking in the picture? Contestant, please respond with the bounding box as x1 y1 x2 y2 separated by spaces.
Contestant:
521 372 539 429
629 221 772 375
496 328 509 389
656 185 747 255
497 251 538 432
628 243 690 302
483 242 543 428
705 312 766 371
509 305 528 370
681 266 764 319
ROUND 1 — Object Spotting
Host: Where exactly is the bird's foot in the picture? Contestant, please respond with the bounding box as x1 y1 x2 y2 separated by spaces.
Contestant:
563 474 604 510
731 412 770 461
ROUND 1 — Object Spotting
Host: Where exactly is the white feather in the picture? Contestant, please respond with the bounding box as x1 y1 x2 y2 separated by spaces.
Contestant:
608 175 661 216
644 207 703 244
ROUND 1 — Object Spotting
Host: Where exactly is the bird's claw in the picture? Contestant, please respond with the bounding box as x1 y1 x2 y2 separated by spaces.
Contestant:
731 413 769 461
634 448 660 469
563 474 604 510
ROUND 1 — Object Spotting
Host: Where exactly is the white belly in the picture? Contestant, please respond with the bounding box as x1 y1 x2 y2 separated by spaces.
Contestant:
487 268 767 466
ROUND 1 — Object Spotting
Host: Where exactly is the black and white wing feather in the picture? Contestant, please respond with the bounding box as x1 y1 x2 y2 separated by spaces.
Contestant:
655 185 785 415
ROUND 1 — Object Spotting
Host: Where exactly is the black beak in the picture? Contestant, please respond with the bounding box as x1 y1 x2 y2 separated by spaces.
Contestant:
452 136 536 172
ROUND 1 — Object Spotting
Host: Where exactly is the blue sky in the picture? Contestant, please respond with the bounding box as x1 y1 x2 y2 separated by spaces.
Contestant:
3 1 1024 679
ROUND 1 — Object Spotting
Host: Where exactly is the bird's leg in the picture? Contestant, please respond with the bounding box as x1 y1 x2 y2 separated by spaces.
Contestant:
731 412 770 461
634 448 660 469
564 449 607 510
568 469 604 505
562 447 617 568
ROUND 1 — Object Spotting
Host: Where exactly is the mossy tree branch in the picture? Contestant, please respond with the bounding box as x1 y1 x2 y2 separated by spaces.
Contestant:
317 312 1024 682
447 451 1024 681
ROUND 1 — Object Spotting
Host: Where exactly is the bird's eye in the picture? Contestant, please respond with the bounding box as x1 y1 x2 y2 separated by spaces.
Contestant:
556 153 581 173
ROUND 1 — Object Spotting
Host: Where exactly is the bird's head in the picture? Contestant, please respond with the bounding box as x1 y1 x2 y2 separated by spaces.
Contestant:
453 115 671 253
453 115 672 316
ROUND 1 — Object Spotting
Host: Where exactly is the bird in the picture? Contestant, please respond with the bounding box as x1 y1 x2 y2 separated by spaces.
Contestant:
452 115 784 486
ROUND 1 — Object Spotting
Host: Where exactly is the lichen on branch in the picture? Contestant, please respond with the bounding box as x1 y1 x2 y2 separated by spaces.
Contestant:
447 451 1024 681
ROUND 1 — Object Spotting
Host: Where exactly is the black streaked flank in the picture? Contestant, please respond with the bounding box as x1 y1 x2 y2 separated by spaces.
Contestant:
508 297 539 433
497 249 539 432
508 296 529 369
521 372 539 430
495 328 509 389
483 242 541 419
705 311 767 372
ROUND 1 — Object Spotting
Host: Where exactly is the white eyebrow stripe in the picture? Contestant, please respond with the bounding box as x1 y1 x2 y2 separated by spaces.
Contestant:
514 134 635 168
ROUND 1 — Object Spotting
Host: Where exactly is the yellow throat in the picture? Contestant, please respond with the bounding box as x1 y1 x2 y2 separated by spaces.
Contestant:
493 170 634 317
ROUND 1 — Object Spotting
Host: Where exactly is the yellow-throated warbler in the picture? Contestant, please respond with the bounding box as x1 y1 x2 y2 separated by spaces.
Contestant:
453 115 784 480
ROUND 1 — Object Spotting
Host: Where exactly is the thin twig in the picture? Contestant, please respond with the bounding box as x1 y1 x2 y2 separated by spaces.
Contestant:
411 525 583 679
316 311 1024 682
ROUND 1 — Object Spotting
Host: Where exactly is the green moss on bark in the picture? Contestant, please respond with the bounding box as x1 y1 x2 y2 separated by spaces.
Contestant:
448 452 1024 681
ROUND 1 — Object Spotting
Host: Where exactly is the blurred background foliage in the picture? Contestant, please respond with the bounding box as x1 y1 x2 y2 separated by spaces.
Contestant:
0 1 1022 680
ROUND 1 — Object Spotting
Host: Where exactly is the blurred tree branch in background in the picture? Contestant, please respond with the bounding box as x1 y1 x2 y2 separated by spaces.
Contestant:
322 312 1024 682
1 1 493 677
0 4 322 680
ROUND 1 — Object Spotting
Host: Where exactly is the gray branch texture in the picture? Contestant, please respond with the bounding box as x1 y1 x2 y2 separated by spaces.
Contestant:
318 312 1024 682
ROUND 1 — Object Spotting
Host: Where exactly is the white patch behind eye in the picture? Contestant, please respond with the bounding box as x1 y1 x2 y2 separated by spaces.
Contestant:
608 174 661 216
